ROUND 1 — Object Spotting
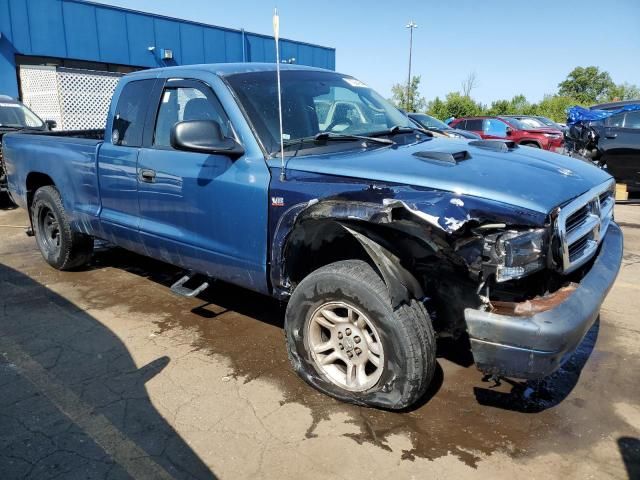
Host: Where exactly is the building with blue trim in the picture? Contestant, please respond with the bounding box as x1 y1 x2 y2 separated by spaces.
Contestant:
0 0 336 98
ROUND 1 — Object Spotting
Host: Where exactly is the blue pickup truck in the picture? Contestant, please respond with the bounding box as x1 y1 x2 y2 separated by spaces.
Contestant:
3 64 623 410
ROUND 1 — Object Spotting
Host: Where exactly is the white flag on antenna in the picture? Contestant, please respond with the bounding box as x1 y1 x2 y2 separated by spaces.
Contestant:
273 9 280 41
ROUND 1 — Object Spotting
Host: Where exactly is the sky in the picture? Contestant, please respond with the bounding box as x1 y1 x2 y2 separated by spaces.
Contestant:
91 0 640 105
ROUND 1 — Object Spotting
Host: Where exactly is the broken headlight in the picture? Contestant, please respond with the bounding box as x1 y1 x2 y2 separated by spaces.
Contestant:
488 229 547 282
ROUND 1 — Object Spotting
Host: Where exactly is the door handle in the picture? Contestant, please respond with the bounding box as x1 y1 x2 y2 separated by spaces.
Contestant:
140 169 156 182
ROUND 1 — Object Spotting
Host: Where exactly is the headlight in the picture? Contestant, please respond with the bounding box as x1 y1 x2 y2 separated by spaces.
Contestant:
543 133 560 138
493 229 546 282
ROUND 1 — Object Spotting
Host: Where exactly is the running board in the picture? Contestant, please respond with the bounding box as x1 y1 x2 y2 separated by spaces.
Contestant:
170 274 209 298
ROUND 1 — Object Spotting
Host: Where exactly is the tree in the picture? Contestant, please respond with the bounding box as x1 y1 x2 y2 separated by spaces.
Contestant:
530 95 582 122
607 82 640 102
485 94 532 116
558 66 615 104
391 75 426 112
461 71 477 97
426 92 484 120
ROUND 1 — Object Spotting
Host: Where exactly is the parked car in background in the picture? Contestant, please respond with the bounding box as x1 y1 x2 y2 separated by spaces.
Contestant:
3 64 622 410
0 96 54 199
566 101 640 192
504 115 567 133
407 113 481 139
450 116 565 152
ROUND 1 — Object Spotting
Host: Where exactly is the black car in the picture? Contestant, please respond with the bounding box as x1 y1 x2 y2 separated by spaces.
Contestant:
407 112 481 139
0 96 53 196
567 100 640 192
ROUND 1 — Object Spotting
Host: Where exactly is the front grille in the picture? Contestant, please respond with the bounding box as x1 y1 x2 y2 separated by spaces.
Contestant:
555 180 614 273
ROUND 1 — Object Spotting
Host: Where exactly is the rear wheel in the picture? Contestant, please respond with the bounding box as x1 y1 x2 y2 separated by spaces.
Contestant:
31 186 93 270
285 259 436 410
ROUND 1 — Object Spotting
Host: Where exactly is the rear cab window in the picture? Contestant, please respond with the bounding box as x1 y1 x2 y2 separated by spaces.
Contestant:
111 79 156 147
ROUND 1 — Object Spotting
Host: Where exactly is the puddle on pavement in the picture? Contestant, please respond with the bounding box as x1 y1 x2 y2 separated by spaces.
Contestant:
10 245 640 467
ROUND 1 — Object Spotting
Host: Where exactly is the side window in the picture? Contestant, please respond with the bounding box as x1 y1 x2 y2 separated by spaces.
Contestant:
465 119 483 131
483 119 507 136
454 120 466 130
111 79 155 147
623 111 640 129
605 112 625 128
154 85 230 148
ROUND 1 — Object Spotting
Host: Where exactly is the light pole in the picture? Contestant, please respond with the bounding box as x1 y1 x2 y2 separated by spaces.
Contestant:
406 21 418 111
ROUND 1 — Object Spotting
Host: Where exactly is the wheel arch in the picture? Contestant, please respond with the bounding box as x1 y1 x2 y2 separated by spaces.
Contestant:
271 201 429 308
26 172 56 211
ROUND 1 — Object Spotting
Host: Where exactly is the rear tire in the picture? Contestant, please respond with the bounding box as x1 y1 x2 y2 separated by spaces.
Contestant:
31 186 93 270
284 259 436 410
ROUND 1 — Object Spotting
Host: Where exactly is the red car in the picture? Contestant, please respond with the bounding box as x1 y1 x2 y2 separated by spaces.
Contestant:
450 116 564 152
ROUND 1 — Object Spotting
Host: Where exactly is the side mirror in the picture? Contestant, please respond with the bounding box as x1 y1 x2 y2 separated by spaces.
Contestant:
170 120 244 158
45 119 57 130
505 127 513 136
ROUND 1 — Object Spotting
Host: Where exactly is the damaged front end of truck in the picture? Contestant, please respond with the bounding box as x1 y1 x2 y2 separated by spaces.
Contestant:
268 166 622 381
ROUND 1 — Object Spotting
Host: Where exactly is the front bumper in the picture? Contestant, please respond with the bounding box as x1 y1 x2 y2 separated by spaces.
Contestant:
464 222 623 379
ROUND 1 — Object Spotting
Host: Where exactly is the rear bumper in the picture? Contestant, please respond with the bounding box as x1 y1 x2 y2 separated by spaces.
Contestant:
464 222 623 379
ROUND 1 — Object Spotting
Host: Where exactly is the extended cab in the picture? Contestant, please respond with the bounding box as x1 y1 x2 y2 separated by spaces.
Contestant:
4 65 623 410
451 115 565 152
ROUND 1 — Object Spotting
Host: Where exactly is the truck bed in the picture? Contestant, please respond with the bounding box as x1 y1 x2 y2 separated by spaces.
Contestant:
3 130 104 233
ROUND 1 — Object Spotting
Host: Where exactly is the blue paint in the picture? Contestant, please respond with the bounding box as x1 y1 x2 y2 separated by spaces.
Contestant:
5 64 609 301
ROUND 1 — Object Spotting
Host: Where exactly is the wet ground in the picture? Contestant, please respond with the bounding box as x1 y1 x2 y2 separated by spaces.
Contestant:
1 197 639 479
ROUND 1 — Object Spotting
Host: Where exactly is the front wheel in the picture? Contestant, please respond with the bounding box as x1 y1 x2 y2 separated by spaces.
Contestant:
285 260 436 410
31 186 94 270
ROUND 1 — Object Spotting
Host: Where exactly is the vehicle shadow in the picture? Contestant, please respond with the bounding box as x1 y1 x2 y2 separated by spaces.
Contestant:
0 193 17 210
0 262 216 479
618 437 640 480
472 319 599 413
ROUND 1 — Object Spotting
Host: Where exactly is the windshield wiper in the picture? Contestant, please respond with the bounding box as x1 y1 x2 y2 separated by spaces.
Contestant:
313 132 394 145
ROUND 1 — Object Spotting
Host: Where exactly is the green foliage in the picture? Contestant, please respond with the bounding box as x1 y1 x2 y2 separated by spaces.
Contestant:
395 66 638 124
390 76 426 112
557 66 615 104
529 95 584 122
607 82 640 102
426 92 484 119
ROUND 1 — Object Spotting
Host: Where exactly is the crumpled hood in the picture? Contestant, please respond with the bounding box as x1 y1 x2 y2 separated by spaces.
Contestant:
283 138 612 214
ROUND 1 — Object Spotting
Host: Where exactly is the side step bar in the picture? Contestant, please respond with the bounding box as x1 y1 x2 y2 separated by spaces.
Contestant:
170 273 209 298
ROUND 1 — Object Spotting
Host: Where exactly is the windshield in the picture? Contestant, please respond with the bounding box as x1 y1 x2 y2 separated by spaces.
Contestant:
535 116 559 128
409 113 450 130
501 117 531 130
0 101 45 128
225 70 414 155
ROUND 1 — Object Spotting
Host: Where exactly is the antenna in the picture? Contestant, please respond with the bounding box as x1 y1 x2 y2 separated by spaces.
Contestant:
273 8 286 181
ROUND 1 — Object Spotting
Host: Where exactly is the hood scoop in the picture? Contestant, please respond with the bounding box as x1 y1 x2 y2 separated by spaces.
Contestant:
413 149 471 165
468 139 518 152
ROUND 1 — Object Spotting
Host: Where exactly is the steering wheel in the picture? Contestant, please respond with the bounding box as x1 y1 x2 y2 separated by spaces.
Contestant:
326 118 353 132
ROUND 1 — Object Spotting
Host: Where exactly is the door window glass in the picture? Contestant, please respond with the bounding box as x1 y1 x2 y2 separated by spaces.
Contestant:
624 111 640 129
483 119 507 136
465 119 483 131
154 86 230 147
111 79 155 147
605 113 625 128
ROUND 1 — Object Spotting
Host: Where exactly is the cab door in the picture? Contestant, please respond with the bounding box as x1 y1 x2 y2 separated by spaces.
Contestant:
136 79 270 291
600 111 640 188
97 78 158 252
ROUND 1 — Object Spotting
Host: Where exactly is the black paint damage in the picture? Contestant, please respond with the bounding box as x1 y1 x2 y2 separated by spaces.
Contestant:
267 169 548 337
